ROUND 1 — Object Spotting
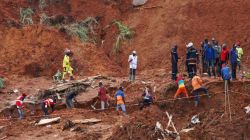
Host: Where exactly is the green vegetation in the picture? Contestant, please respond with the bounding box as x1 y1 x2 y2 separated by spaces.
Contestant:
20 8 34 25
112 20 134 54
39 0 47 10
0 78 4 89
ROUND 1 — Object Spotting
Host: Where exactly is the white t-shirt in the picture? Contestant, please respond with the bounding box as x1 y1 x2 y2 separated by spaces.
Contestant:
128 54 138 69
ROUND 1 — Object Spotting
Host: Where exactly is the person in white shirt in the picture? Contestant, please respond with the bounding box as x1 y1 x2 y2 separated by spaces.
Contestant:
128 50 138 81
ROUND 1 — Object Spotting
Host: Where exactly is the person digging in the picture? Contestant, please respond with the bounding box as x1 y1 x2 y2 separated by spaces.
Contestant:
139 86 153 110
65 90 78 109
16 93 27 119
41 97 56 117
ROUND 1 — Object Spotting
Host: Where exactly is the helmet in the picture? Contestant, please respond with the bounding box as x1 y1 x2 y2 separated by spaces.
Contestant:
186 42 193 48
211 37 215 41
132 50 136 54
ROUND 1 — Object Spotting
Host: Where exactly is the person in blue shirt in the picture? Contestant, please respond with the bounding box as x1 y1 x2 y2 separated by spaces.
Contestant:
229 45 238 80
115 87 126 115
221 64 231 81
204 43 216 78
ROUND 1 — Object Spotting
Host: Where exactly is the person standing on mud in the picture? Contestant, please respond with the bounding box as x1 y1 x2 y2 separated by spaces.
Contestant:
16 93 27 119
171 44 179 80
201 39 209 73
128 50 138 82
221 64 231 84
229 45 238 80
220 43 229 65
98 82 109 110
191 75 210 107
212 41 222 78
65 90 78 108
186 42 199 79
204 43 216 78
235 41 243 71
62 49 74 82
115 87 127 115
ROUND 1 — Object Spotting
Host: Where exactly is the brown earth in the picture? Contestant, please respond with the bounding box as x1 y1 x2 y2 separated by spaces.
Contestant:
0 0 250 140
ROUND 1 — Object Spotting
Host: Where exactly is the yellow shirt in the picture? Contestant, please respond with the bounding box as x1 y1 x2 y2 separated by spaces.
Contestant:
63 55 70 67
236 47 243 61
192 76 202 90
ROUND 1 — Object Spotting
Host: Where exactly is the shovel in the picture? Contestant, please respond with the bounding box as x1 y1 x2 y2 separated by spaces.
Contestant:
91 100 98 110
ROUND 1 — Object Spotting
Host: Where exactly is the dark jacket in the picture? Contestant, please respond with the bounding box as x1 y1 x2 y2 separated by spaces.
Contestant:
186 47 199 65
230 48 238 63
171 48 178 63
204 46 215 61
221 66 231 80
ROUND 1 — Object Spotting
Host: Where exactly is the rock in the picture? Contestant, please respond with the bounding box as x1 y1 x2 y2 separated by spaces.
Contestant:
62 120 75 131
132 0 148 6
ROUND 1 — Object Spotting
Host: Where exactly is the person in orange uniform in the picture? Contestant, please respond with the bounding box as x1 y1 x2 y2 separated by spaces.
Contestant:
115 87 126 115
174 74 189 99
192 75 210 106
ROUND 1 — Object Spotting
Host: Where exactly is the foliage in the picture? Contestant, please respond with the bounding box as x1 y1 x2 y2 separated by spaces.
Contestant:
0 78 4 89
40 13 50 25
63 17 99 43
20 8 34 25
112 20 134 54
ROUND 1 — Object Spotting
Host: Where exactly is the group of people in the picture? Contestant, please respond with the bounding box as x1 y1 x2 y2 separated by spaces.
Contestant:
171 38 244 80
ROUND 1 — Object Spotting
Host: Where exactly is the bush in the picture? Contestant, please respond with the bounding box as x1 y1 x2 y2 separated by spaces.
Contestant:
0 78 4 89
112 20 134 53
20 8 34 25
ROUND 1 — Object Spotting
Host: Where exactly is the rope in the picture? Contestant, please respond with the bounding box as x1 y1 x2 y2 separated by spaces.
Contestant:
0 90 248 122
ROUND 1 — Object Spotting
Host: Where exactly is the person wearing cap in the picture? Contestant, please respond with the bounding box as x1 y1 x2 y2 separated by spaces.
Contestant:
128 50 138 81
171 44 179 80
229 45 238 80
62 49 74 82
235 41 243 71
65 90 78 108
204 42 216 78
186 42 199 79
115 87 126 115
16 93 27 119
41 98 56 116
220 43 229 65
98 82 109 110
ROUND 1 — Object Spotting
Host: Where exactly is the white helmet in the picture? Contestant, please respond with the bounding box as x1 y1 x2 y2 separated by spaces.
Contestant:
132 50 136 54
186 42 193 48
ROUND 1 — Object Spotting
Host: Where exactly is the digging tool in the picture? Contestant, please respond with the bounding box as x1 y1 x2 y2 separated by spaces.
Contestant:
224 80 232 121
91 100 98 110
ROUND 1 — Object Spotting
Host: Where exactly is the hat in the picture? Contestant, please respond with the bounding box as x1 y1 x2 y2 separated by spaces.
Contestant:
222 43 227 47
235 41 240 46
186 42 193 48
212 37 215 41
132 50 136 54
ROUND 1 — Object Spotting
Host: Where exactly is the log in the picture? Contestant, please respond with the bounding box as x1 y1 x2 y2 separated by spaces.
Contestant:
72 118 101 124
36 117 61 126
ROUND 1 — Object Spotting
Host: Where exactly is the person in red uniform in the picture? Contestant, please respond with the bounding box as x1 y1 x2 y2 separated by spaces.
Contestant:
41 98 56 116
16 93 27 119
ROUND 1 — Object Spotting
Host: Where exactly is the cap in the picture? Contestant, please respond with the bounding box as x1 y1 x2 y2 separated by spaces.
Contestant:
212 37 215 41
132 50 136 54
186 42 193 48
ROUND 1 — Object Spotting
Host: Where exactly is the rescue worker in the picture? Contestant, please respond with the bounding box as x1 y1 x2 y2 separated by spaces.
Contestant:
229 45 238 80
186 42 199 79
171 44 179 80
212 41 222 77
98 82 109 110
65 90 78 108
41 98 56 116
220 43 229 65
139 86 153 110
62 49 74 82
221 64 231 85
204 43 216 78
16 93 27 119
192 74 210 107
174 74 189 99
128 50 138 81
115 87 126 115
235 41 243 71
